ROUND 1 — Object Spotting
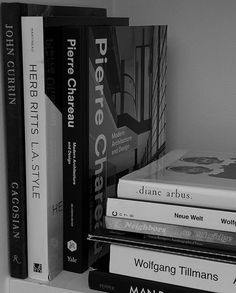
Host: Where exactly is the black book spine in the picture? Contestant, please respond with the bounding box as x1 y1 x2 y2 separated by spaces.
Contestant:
88 270 212 293
62 27 88 273
1 3 28 279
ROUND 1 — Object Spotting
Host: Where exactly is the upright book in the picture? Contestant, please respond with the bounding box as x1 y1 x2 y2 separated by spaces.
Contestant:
117 149 236 210
1 2 106 279
21 15 129 280
62 24 167 273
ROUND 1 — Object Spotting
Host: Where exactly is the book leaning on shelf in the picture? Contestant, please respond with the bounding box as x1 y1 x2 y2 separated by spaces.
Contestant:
1 1 107 280
117 149 236 210
61 24 167 274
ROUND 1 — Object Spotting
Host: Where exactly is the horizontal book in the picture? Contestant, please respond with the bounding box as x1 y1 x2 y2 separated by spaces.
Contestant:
0 1 107 280
117 149 236 210
88 269 212 293
105 216 236 251
62 24 167 273
88 228 236 261
109 244 236 293
106 197 236 233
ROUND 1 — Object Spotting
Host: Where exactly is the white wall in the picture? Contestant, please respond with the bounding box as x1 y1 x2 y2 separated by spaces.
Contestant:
114 0 236 152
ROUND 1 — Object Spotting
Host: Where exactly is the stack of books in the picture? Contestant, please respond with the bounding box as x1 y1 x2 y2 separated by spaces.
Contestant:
1 0 168 286
88 149 236 293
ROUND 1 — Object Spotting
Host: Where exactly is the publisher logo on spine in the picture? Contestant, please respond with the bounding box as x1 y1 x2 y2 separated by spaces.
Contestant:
67 240 77 252
112 211 118 216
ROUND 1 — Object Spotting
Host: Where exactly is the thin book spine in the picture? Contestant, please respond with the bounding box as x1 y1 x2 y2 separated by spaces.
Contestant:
1 3 28 279
62 26 88 273
21 16 63 281
21 16 49 281
105 216 236 251
109 244 236 293
117 179 236 210
88 269 212 293
106 198 236 233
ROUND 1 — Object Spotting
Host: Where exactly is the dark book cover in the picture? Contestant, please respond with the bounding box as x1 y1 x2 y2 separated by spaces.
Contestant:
88 228 236 263
1 2 106 279
62 25 167 272
88 269 212 293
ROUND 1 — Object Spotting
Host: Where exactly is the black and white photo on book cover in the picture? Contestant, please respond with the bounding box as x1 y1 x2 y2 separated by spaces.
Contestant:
86 24 168 266
117 149 236 210
157 150 236 181
89 24 168 193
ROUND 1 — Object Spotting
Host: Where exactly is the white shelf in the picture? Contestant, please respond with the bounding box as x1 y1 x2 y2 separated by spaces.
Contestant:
9 270 101 293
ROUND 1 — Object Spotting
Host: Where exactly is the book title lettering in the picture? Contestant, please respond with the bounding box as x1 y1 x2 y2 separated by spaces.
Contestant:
29 64 40 199
66 39 77 128
11 182 20 239
138 186 191 200
111 131 132 155
129 287 164 293
93 38 108 255
134 258 219 282
4 24 16 105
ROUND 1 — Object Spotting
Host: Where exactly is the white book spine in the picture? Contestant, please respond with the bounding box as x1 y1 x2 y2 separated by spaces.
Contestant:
117 179 236 210
22 16 63 281
109 244 236 293
106 198 236 232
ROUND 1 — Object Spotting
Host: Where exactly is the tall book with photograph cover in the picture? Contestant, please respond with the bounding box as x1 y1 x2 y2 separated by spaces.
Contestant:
1 2 107 279
62 24 167 273
117 149 236 210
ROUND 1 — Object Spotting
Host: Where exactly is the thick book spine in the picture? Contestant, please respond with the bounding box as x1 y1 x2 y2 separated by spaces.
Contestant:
106 198 236 232
1 3 28 279
109 244 236 293
117 178 236 211
21 16 63 281
105 216 236 251
88 270 211 293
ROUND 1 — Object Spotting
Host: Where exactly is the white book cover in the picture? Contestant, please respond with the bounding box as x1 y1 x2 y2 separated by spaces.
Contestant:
117 149 236 210
110 244 236 293
21 16 63 281
106 197 236 232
